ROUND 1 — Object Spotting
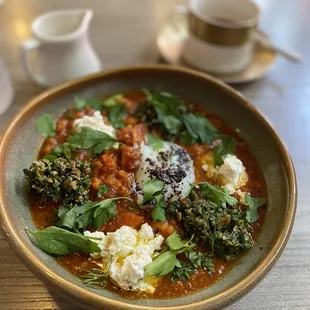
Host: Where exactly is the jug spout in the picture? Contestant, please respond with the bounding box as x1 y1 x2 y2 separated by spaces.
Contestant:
32 9 94 42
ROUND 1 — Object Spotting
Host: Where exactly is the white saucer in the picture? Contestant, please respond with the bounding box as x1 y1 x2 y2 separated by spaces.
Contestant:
157 24 276 84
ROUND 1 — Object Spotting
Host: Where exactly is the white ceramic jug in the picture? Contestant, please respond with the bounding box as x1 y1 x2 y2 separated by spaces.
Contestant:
21 9 102 87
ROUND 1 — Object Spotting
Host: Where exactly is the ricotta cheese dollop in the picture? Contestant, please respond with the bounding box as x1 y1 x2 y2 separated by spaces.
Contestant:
202 153 248 194
84 223 164 293
73 111 116 138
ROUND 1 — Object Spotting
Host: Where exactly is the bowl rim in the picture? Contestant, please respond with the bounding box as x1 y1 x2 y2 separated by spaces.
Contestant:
0 65 297 310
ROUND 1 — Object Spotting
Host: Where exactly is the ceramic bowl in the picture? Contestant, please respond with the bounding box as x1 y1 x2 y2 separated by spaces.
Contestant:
0 65 297 310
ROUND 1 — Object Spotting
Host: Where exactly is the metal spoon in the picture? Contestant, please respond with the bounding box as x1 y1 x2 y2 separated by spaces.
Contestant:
254 30 302 62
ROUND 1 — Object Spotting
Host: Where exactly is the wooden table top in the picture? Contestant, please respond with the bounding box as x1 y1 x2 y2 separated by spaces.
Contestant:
0 0 309 309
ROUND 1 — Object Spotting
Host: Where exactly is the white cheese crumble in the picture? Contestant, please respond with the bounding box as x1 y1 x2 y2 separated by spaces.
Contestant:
84 223 164 293
202 153 248 194
73 111 116 138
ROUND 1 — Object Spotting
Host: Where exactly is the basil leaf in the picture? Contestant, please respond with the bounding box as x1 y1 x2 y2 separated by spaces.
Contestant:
26 226 100 255
107 104 126 128
245 194 267 223
193 182 237 206
142 178 164 204
146 133 164 150
68 127 118 154
144 251 178 277
213 136 236 167
36 113 56 138
97 184 108 197
102 94 123 107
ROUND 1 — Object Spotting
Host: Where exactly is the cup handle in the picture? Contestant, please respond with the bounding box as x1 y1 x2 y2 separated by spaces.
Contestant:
21 38 46 86
167 4 189 38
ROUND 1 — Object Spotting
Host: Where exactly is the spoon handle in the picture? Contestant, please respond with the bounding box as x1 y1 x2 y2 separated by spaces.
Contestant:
255 31 302 63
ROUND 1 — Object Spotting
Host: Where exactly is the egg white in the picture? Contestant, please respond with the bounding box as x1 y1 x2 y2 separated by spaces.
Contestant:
135 142 195 204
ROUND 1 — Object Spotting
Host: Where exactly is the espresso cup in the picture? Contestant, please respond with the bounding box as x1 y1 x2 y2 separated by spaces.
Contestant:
170 0 260 74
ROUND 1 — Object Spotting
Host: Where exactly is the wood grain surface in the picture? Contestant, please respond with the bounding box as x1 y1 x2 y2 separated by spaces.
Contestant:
0 0 309 309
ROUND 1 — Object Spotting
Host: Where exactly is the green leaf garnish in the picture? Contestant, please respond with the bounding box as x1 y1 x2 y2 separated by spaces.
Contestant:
51 142 80 158
182 113 219 144
57 197 134 231
144 232 194 277
26 226 100 256
145 251 178 277
146 133 164 150
74 97 104 111
140 178 167 222
97 184 108 198
36 113 56 138
68 127 118 155
213 136 236 167
151 194 166 222
107 103 126 128
102 94 123 107
193 182 237 206
245 194 267 223
141 178 164 204
171 252 215 282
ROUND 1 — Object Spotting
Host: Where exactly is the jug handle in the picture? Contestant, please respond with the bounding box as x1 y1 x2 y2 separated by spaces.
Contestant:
21 39 46 86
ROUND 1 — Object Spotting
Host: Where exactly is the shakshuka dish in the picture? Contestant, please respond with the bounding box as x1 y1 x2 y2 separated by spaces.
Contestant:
24 90 267 298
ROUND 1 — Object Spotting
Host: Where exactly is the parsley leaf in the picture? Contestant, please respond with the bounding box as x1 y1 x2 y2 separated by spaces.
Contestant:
143 90 236 164
36 113 56 138
102 94 123 107
107 104 126 128
142 178 164 204
213 136 236 167
165 231 192 251
245 194 267 222
141 178 167 222
97 184 108 198
57 197 134 231
51 142 80 158
74 97 103 111
183 113 219 144
26 226 100 256
68 127 118 155
144 232 193 277
145 251 178 277
194 182 237 206
146 133 164 150
151 194 167 222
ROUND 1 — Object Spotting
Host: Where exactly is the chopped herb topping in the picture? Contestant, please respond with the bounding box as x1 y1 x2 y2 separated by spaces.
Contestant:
24 157 91 208
168 183 254 260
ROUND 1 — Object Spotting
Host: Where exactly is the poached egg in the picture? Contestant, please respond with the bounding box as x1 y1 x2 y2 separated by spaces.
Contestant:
135 142 195 203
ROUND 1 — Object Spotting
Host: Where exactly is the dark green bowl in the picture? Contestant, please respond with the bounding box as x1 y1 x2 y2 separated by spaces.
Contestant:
0 65 297 310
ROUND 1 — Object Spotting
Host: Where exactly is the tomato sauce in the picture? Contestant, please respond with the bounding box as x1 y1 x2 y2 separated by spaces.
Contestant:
29 91 267 299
